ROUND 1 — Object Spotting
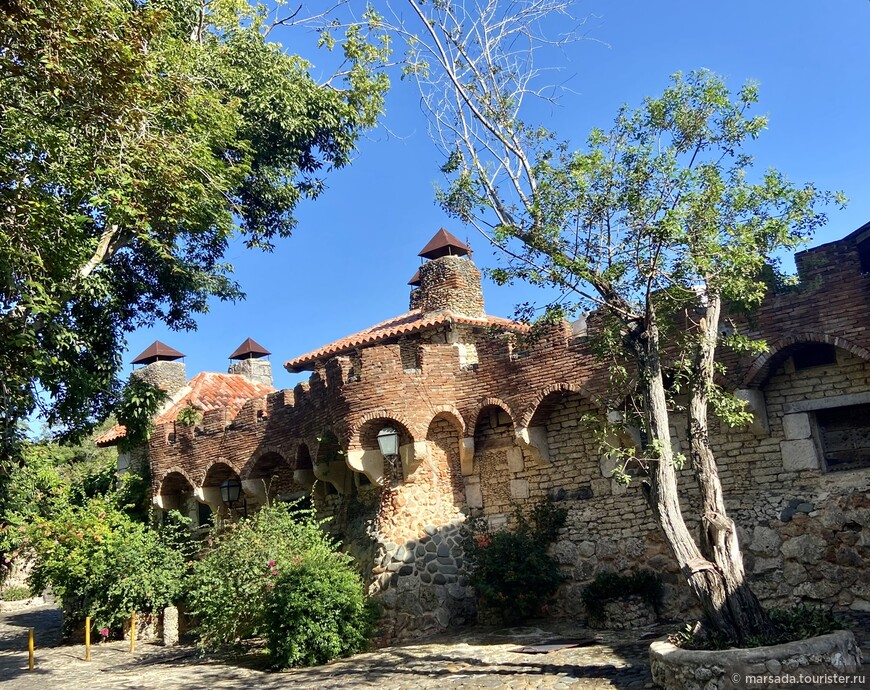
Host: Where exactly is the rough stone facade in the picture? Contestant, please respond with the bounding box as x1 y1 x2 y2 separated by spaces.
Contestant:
139 224 870 640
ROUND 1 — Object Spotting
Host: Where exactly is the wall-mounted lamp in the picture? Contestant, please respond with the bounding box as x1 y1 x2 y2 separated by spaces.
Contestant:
376 427 402 487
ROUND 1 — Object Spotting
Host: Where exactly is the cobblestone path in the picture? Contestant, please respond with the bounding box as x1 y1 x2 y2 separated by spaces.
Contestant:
2 604 868 689
1 604 659 689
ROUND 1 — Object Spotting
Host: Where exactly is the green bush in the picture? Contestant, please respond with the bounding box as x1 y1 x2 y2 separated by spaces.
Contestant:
26 497 186 635
264 553 375 668
189 501 374 660
1 585 32 601
467 499 567 623
580 569 663 624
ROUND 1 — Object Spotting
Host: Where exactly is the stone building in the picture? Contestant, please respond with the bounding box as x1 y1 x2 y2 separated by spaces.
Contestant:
99 224 870 640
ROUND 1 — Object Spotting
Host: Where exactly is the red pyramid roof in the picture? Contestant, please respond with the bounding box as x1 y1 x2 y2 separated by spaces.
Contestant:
418 228 472 260
229 337 271 360
408 270 421 286
131 341 185 365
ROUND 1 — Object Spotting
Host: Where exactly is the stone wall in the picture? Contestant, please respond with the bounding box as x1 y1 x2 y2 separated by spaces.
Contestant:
228 358 273 386
132 361 187 399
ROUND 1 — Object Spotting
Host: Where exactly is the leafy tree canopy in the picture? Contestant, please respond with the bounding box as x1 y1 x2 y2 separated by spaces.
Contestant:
0 0 390 454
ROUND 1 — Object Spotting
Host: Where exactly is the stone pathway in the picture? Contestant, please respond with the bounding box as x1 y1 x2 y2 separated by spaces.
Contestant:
2 604 868 689
1 604 659 689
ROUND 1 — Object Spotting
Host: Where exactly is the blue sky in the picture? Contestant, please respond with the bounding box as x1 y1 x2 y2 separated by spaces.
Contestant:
125 0 870 392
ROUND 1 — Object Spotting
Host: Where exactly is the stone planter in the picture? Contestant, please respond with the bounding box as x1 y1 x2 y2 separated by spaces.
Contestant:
650 630 863 690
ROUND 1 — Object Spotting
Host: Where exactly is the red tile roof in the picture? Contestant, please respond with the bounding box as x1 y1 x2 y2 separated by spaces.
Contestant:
95 424 127 447
155 372 274 424
94 372 274 446
284 309 527 372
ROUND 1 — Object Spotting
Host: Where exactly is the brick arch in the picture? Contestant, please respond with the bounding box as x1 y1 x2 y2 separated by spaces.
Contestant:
295 440 315 470
347 410 417 450
741 333 870 388
241 446 291 481
426 405 466 437
199 459 241 487
518 382 595 428
468 397 517 430
156 467 196 494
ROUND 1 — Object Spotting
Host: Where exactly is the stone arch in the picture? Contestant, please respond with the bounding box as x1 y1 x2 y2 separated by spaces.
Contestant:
155 466 196 494
155 469 201 526
426 406 471 475
469 400 518 520
241 449 302 507
350 416 416 485
197 460 242 517
348 410 417 450
292 441 317 492
428 405 466 436
425 414 467 511
741 333 870 388
516 384 599 465
519 383 592 428
468 397 517 432
313 429 353 494
240 446 290 481
199 459 240 488
295 442 314 469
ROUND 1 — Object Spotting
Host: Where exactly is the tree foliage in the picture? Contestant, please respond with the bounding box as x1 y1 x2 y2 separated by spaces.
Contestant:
399 0 840 642
0 0 390 452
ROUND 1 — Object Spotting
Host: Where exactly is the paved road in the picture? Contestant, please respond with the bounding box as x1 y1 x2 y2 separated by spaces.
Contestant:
0 603 659 689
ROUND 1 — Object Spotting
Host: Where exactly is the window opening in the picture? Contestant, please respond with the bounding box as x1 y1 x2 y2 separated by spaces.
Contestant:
816 403 870 472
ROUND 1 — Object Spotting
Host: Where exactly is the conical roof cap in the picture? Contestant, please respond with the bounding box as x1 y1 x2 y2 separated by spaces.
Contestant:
408 270 421 287
418 228 472 260
229 337 271 360
131 341 185 365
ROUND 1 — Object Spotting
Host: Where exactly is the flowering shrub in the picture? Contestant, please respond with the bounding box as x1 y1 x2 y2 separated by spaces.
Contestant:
189 501 374 662
26 497 186 635
467 499 567 623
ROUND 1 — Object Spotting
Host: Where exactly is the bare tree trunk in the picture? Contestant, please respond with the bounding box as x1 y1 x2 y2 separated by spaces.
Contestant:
629 319 753 643
687 294 771 640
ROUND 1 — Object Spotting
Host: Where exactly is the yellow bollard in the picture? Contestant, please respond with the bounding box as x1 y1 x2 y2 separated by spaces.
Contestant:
85 616 91 661
129 611 136 653
28 627 34 671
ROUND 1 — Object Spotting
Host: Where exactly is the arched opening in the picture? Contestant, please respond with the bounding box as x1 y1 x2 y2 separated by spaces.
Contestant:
763 342 870 473
202 462 244 519
312 430 353 496
470 404 516 521
528 390 611 496
426 413 466 510
156 471 202 527
358 418 414 484
245 451 304 509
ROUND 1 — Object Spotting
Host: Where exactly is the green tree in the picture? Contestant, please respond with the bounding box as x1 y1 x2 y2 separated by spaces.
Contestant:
0 0 389 454
400 1 839 642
